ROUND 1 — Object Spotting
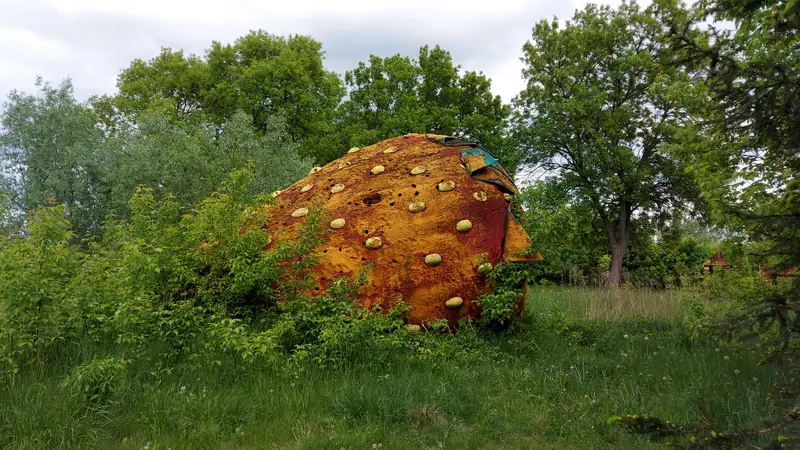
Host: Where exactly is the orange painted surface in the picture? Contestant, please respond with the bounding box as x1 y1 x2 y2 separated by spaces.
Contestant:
263 134 538 325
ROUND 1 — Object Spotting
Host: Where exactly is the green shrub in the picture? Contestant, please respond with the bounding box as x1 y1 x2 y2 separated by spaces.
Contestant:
59 356 129 405
0 203 82 375
476 262 532 327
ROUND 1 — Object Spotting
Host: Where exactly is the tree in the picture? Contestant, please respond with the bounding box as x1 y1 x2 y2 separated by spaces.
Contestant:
2 77 311 235
662 0 800 353
96 31 345 162
513 1 702 285
333 46 514 169
103 110 310 218
1 78 107 235
519 179 608 284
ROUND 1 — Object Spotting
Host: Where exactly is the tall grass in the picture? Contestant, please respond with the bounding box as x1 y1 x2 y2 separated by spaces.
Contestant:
528 285 688 321
0 287 790 449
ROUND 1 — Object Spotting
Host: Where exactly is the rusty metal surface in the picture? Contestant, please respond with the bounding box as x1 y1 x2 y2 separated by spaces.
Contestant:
264 133 538 325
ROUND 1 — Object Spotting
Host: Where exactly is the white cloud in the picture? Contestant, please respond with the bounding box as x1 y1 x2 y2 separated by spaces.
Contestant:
0 0 635 104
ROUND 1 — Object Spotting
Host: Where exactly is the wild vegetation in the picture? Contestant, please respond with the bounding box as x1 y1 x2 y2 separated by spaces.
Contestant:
1 0 799 448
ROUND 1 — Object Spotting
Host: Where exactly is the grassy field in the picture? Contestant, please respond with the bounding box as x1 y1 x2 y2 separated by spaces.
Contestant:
1 287 790 449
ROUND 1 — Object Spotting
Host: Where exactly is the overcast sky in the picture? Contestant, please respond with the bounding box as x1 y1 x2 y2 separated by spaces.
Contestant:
1 0 629 105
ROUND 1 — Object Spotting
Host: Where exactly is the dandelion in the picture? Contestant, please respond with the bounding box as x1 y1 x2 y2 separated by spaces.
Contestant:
570 365 576 370
639 373 643 376
735 369 740 374
724 356 730 361
624 334 629 339
180 386 186 392
652 352 658 356
753 377 758 383
621 353 628 358
663 376 667 381
715 348 720 352
644 336 649 341
144 442 151 450
616 365 622 369
373 444 378 449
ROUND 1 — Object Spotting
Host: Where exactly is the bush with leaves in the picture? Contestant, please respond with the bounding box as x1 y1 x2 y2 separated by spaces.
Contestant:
60 356 129 405
0 203 82 374
476 262 533 327
0 164 323 374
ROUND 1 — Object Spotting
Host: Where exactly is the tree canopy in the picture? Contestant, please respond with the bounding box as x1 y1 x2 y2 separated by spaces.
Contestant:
332 45 513 168
513 1 703 285
95 31 344 162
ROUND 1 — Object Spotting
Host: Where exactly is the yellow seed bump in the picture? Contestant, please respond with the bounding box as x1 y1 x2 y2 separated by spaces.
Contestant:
331 184 345 193
504 193 513 202
405 324 421 332
473 191 488 202
437 180 456 192
424 253 442 266
478 262 493 275
338 161 351 170
456 219 472 232
309 167 322 175
371 165 386 175
445 297 463 308
291 207 309 218
271 190 282 198
411 165 426 175
330 218 346 229
301 184 313 192
383 146 397 154
348 147 360 153
408 201 426 213
365 236 383 249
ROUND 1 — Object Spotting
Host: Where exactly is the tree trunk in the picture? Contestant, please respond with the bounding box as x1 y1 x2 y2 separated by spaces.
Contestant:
609 243 624 286
605 201 632 287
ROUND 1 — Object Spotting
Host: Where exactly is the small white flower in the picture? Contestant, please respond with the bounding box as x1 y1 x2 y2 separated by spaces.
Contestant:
144 442 151 450
644 336 649 341
639 373 643 376
724 356 730 361
616 365 622 369
715 348 720 352
570 365 576 370
652 352 658 356
662 376 667 381
624 334 629 339
373 444 378 449
621 353 628 358
735 369 740 374
753 377 758 382
180 386 186 392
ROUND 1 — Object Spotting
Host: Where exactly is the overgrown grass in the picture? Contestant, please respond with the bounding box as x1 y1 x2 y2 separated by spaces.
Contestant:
1 287 792 449
529 284 688 321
